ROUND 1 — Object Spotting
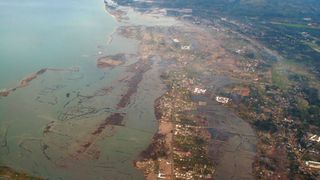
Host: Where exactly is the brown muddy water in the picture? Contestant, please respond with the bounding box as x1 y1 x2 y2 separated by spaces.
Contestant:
194 93 257 180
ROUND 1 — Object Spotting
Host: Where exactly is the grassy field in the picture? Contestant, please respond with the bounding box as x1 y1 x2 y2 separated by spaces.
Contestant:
271 63 290 90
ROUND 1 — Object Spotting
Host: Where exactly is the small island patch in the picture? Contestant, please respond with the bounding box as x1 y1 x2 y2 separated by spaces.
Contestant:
97 53 127 69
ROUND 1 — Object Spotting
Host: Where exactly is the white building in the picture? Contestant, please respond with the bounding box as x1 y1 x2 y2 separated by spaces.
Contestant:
181 45 191 50
309 134 320 143
305 161 320 169
158 172 165 179
172 38 180 43
104 0 118 8
283 118 294 123
193 88 206 94
216 96 230 104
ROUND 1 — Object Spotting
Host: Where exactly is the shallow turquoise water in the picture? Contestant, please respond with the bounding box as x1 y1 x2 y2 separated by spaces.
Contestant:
0 0 116 88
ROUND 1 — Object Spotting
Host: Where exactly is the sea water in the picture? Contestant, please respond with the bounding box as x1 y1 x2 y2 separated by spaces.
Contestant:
0 0 156 179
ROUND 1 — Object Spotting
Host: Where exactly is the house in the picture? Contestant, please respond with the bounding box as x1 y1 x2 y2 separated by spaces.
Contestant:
303 17 312 21
216 96 230 104
104 0 118 8
309 134 320 143
193 88 206 94
283 118 294 123
181 45 191 50
236 49 242 54
158 172 166 179
305 161 320 169
172 38 180 43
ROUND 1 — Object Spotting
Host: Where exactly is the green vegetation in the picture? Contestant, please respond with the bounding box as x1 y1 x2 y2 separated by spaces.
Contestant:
253 120 277 133
271 64 290 90
271 22 319 29
174 134 213 174
180 117 197 126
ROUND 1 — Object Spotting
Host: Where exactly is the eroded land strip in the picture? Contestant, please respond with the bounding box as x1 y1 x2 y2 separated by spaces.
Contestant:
0 67 79 98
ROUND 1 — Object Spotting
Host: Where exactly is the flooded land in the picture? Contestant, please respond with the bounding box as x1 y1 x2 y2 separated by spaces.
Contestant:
1 0 320 180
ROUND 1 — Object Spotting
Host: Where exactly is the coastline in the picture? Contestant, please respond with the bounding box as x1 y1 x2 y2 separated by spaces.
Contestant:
0 0 263 179
1 0 318 179
106 4 258 176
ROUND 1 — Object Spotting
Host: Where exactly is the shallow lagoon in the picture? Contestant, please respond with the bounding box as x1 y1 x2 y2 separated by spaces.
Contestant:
0 0 162 179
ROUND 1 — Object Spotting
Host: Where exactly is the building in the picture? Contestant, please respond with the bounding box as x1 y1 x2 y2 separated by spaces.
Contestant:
305 161 320 169
216 96 230 104
181 45 191 50
172 38 180 43
309 134 320 143
104 0 118 8
198 101 207 106
283 118 294 123
158 172 166 179
194 88 206 94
